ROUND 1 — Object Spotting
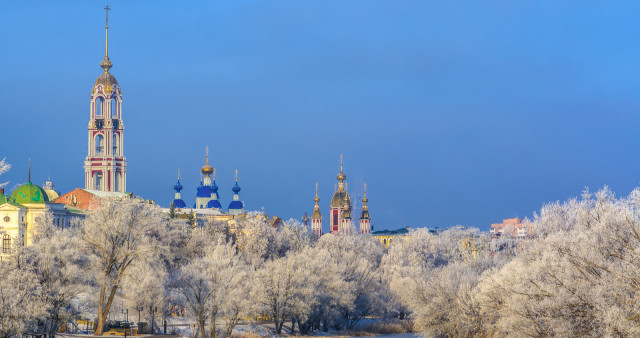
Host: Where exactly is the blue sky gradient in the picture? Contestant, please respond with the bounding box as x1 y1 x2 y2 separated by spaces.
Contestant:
2 1 640 231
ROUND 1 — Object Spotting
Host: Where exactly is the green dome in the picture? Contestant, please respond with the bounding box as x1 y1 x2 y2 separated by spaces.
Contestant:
11 183 49 204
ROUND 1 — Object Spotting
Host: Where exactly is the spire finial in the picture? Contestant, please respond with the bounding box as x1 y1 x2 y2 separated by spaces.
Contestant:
100 4 113 72
235 169 238 182
362 183 368 204
178 168 181 180
104 4 110 57
315 182 318 198
206 146 209 164
337 154 346 183
28 158 31 183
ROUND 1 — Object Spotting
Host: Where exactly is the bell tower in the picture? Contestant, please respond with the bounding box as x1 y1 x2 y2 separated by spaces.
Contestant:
84 5 127 192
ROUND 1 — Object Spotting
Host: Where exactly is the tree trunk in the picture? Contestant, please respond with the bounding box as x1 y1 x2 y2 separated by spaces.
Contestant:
96 284 118 336
210 313 217 338
198 318 206 338
95 284 107 335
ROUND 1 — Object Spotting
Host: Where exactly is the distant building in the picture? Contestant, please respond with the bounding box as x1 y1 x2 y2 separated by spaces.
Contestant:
372 227 411 248
490 218 532 237
0 170 85 261
55 188 130 210
310 155 372 238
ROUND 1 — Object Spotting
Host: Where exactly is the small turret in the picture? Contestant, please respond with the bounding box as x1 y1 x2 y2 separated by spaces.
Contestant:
172 168 187 208
228 170 244 216
359 183 371 234
311 182 323 239
206 168 222 210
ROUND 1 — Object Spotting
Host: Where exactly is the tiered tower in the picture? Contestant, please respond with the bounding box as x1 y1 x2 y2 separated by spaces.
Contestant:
311 182 322 239
329 155 352 234
359 183 371 234
228 170 244 216
341 188 353 233
84 5 127 192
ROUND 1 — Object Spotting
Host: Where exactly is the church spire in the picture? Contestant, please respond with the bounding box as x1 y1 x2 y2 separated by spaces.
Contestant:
100 4 113 72
359 183 371 233
311 182 323 239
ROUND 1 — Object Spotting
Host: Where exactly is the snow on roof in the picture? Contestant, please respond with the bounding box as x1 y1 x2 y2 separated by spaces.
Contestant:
160 207 225 216
82 189 130 199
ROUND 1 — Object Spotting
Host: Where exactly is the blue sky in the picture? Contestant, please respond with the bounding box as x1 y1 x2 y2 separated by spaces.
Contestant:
2 1 640 231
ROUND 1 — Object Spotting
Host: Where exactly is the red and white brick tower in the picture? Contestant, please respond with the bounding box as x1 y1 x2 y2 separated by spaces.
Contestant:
311 182 323 239
329 155 351 234
359 183 371 234
84 5 127 192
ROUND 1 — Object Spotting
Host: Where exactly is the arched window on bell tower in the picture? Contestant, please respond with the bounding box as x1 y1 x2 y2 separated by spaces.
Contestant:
113 133 118 156
96 134 104 155
111 96 118 119
96 97 104 117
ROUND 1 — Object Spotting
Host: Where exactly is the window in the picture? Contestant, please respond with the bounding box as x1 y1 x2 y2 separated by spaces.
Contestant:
113 134 118 155
95 172 103 190
333 213 338 226
96 97 104 117
2 235 10 253
96 134 104 154
114 172 120 192
111 97 118 118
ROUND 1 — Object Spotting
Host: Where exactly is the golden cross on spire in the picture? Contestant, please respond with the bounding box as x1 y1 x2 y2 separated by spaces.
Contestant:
205 146 210 164
235 169 238 182
364 182 367 196
340 154 343 171
178 168 180 180
28 158 31 183
315 182 318 197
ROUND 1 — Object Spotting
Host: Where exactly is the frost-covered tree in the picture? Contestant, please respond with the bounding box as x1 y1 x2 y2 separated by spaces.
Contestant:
383 227 507 336
0 259 47 338
81 198 168 335
20 220 89 337
476 187 640 336
235 214 310 268
317 233 385 330
288 246 355 334
255 254 309 334
0 157 10 188
174 239 249 338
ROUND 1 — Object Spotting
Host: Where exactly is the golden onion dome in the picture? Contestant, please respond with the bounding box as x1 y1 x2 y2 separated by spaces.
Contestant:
337 171 346 182
201 147 214 176
330 191 352 208
312 209 322 219
94 71 118 89
201 163 214 176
